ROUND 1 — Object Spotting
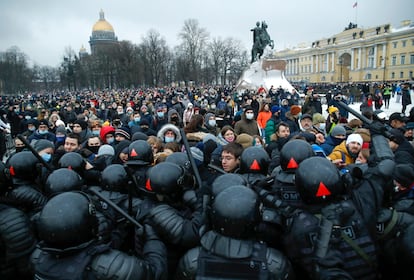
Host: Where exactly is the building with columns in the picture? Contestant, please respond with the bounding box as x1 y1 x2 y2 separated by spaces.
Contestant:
273 20 414 84
89 9 118 55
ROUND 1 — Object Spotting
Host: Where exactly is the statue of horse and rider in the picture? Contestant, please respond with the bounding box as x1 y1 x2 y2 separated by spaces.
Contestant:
251 21 274 63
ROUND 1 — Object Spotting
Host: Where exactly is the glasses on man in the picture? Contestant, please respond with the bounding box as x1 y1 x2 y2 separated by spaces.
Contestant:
220 156 235 161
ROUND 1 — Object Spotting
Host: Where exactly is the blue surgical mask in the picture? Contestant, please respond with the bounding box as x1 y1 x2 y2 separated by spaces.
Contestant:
56 136 65 143
134 117 141 123
38 130 48 135
164 136 175 143
107 137 115 144
157 111 164 118
41 153 52 162
28 127 36 132
92 129 100 136
25 115 31 120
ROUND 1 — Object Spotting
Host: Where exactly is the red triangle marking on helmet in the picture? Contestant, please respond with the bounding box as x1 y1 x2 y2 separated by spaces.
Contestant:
9 166 15 176
287 157 299 169
145 178 152 191
249 159 261 170
130 148 138 157
68 166 73 170
316 182 331 197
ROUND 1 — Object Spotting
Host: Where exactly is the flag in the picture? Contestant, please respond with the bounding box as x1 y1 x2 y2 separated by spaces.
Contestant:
353 2 358 8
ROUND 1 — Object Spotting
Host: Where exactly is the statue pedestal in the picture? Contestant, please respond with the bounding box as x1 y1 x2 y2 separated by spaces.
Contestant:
236 58 294 92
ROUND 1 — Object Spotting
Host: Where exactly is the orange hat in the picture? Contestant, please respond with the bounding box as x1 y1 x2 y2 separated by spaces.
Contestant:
290 105 301 116
328 106 339 114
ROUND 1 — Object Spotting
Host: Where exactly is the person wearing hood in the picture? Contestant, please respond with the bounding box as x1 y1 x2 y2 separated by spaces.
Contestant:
182 102 194 127
151 105 168 132
204 112 220 136
168 108 183 128
234 106 260 136
328 133 363 168
157 123 182 145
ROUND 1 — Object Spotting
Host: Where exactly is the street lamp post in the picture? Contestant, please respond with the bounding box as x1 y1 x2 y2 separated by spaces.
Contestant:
382 57 387 83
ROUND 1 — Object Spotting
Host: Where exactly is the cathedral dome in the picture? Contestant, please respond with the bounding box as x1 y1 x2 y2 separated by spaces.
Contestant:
92 10 114 32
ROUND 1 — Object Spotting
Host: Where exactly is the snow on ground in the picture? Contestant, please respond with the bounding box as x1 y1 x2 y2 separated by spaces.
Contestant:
322 92 414 121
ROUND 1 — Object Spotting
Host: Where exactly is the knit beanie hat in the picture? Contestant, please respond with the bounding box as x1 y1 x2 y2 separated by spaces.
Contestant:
354 128 371 143
393 164 414 188
131 132 149 141
98 144 115 157
115 127 131 140
330 125 346 137
271 105 281 114
32 139 54 152
55 126 67 136
290 105 301 116
235 133 253 149
346 133 363 146
74 119 88 130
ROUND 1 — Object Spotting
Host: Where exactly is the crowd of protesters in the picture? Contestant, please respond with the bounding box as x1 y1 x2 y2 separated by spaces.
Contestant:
0 81 414 279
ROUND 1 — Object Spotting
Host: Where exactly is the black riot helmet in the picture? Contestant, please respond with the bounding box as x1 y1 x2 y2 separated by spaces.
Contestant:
280 139 315 172
7 151 39 180
126 140 153 166
239 146 270 175
165 152 191 173
58 152 86 174
211 185 259 238
37 191 98 249
45 168 84 196
295 157 343 204
100 164 129 193
211 173 248 197
146 162 185 194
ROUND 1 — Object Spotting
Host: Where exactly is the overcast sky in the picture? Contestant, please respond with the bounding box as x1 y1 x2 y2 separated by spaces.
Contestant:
1 0 412 67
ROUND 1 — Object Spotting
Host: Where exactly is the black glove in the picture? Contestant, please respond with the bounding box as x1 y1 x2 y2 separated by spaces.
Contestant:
369 121 386 136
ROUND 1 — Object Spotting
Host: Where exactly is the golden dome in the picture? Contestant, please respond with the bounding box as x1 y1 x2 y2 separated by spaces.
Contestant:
92 9 114 32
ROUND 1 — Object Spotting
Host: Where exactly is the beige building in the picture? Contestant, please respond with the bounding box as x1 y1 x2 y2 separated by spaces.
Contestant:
273 20 414 84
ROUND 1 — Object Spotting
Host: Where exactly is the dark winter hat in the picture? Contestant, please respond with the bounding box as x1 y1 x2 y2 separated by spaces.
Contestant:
271 105 281 114
38 119 50 128
115 127 131 140
139 119 150 126
393 164 414 188
330 125 347 137
389 112 408 123
300 113 312 121
74 119 88 130
55 126 67 136
131 132 148 141
405 122 414 130
32 139 54 152
389 128 405 145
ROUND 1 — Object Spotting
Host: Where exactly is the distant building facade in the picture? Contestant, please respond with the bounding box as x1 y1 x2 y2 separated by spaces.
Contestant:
273 20 414 84
88 9 118 55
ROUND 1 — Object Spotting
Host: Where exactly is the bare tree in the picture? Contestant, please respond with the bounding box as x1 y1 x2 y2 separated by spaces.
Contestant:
177 19 209 83
0 46 32 94
139 29 171 86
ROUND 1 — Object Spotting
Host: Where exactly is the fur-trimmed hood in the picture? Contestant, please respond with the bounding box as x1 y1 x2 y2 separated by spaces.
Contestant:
157 123 182 143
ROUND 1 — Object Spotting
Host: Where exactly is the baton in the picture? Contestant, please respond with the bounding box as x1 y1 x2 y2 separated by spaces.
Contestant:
88 187 143 230
17 134 54 172
336 101 372 125
180 129 203 188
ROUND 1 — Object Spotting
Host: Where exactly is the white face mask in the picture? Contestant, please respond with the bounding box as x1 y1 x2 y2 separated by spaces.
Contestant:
208 120 216 127
319 123 326 130
246 113 254 120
